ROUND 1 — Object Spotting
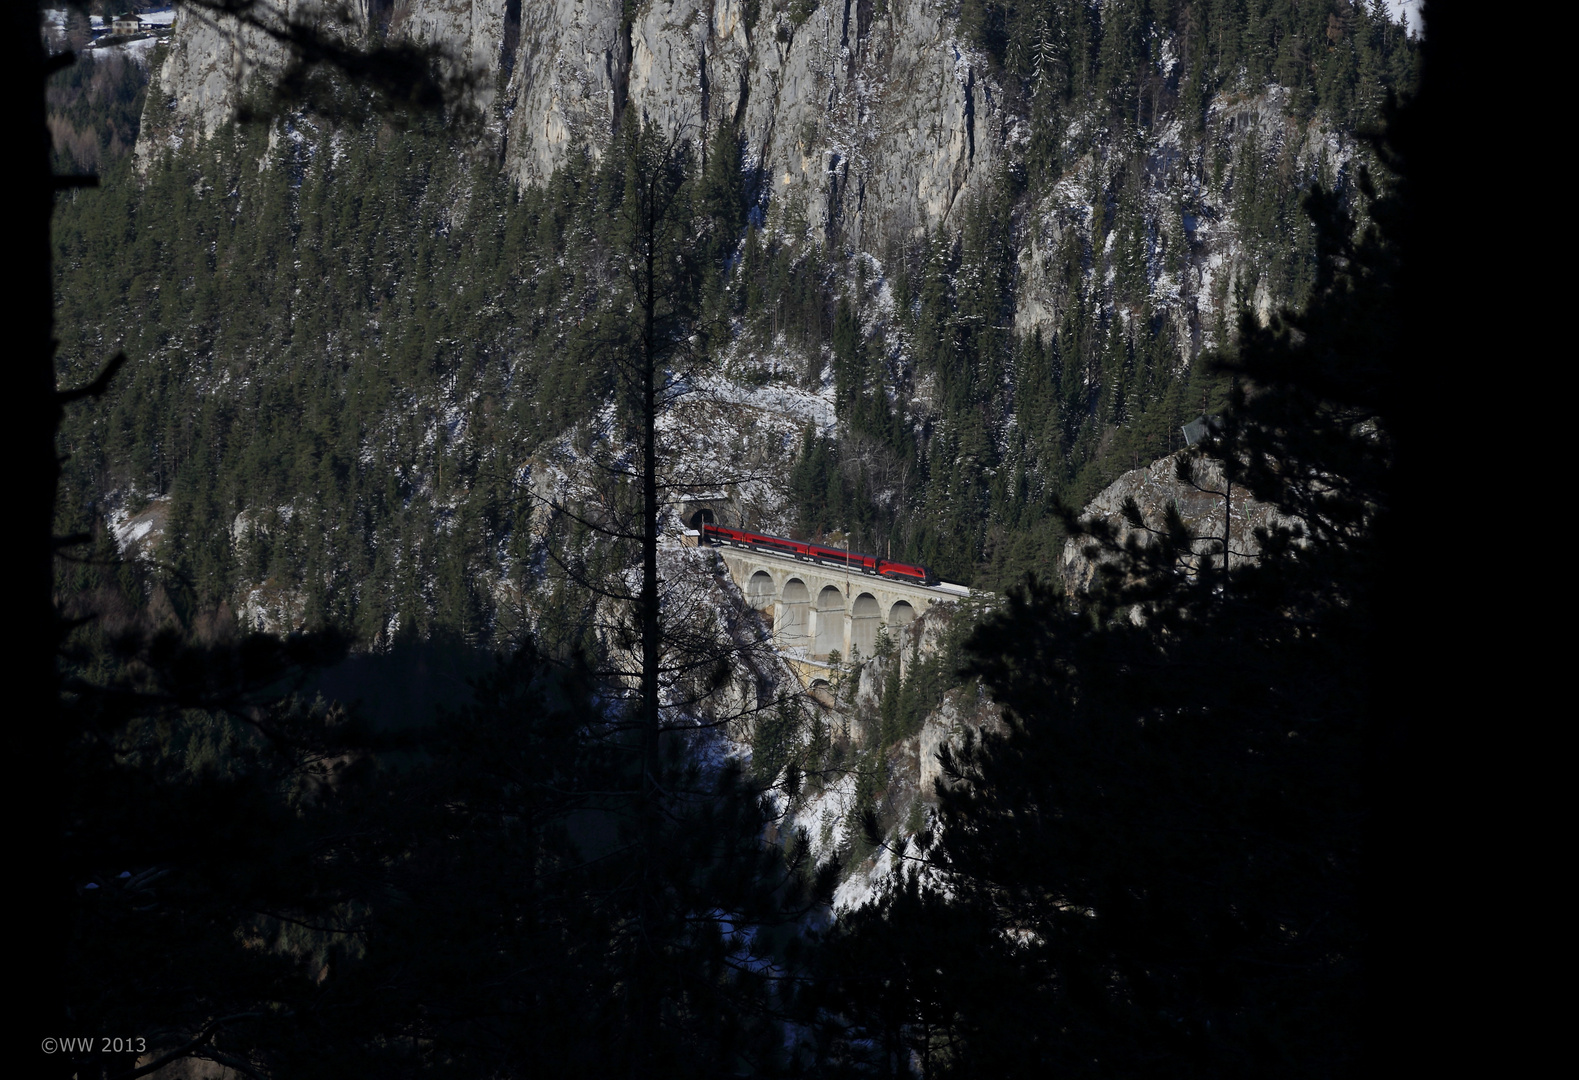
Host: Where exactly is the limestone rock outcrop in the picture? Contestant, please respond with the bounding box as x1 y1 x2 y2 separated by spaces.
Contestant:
141 0 1002 250
1059 449 1302 597
138 2 1363 343
504 0 1001 249
138 0 506 161
918 684 1001 799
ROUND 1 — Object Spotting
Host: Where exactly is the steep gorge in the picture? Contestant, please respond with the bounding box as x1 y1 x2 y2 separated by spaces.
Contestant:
43 11 1417 1050
53 0 1416 654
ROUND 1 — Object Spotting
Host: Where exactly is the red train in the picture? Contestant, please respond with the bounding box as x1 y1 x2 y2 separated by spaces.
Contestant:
701 524 938 586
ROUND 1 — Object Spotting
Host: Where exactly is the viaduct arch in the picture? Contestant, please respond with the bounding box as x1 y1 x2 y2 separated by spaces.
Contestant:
713 546 967 665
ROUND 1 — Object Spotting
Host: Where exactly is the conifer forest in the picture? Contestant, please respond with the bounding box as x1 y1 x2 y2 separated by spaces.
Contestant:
26 0 1450 1076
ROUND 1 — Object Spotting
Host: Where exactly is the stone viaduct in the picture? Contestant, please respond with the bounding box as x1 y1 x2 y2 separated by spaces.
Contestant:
709 544 970 699
674 494 969 702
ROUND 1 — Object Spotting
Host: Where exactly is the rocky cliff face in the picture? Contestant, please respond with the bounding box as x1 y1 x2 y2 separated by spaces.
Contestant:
1058 448 1301 597
144 0 1004 249
140 2 1365 354
138 0 301 150
1013 82 1349 356
138 0 506 156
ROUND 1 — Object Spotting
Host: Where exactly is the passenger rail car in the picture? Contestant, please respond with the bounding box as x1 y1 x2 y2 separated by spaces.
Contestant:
701 524 938 586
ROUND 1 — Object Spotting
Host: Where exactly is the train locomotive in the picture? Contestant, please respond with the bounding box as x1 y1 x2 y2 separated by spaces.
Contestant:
700 524 939 586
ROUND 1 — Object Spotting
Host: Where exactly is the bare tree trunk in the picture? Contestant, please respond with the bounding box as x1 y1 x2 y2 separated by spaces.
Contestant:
633 164 662 1079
